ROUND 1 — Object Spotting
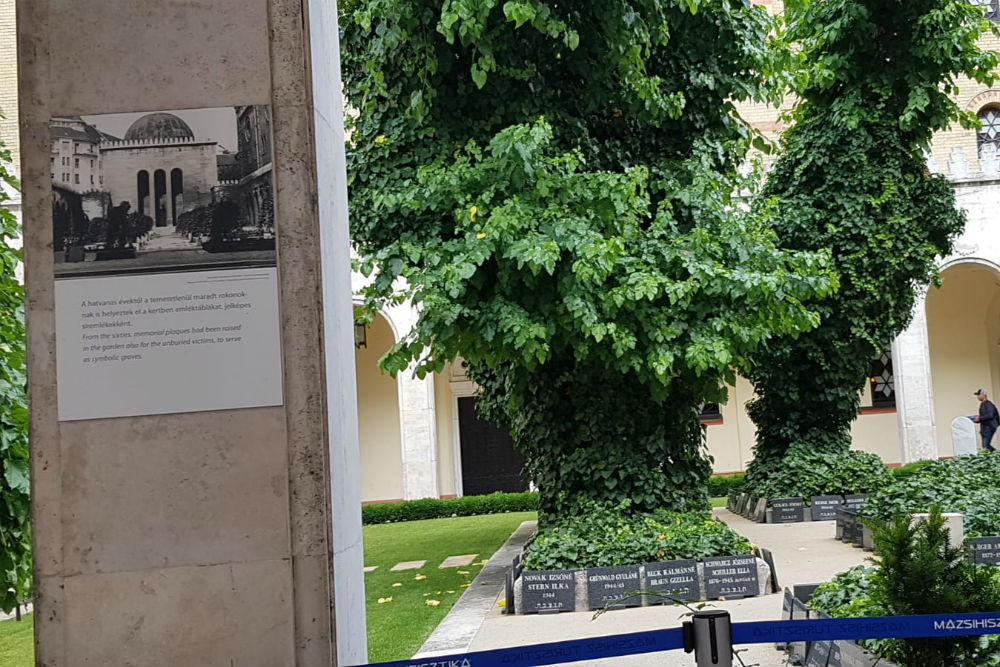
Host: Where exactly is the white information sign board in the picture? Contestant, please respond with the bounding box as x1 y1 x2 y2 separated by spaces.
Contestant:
55 267 283 420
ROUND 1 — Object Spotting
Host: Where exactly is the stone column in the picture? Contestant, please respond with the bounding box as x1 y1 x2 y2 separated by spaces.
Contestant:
893 289 939 462
398 365 441 499
17 0 364 665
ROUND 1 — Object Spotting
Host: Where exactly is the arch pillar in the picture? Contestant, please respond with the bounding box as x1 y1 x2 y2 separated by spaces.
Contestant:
397 363 440 500
894 288 939 462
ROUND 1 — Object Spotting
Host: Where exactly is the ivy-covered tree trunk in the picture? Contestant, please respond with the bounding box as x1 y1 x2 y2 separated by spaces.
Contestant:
744 0 998 490
470 357 713 522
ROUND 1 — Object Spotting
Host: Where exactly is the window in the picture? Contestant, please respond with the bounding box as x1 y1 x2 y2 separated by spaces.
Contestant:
90 174 94 184
74 158 79 168
979 106 1000 153
74 174 79 184
869 349 895 409
972 0 1000 21
699 403 722 422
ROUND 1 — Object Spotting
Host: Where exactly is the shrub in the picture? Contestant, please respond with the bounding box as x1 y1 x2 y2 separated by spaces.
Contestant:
863 454 1000 536
812 511 1000 667
744 446 891 500
707 473 746 498
361 491 538 525
869 508 1000 666
523 499 752 570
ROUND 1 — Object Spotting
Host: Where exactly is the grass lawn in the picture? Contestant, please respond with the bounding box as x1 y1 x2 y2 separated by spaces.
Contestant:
710 497 727 508
0 614 33 667
364 511 536 663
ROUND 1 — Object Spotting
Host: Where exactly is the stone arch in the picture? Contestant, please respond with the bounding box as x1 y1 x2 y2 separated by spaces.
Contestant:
925 259 1000 456
965 89 1000 113
354 309 404 503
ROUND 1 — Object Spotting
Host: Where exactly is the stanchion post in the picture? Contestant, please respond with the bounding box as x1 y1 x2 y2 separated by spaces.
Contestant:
684 610 733 667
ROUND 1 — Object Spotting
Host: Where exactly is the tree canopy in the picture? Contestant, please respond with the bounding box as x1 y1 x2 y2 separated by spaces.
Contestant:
342 0 836 517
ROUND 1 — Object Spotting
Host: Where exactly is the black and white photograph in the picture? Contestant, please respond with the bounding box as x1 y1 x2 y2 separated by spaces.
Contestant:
50 106 276 277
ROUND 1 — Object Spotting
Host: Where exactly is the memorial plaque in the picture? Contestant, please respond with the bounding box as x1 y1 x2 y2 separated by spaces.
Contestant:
840 509 857 543
844 494 867 510
754 497 768 522
811 495 844 521
504 568 514 614
806 639 833 667
777 587 794 650
703 554 759 599
789 596 810 664
643 559 699 602
521 570 576 614
852 517 866 547
828 641 877 667
771 497 805 523
793 583 821 604
586 565 641 610
967 536 1000 564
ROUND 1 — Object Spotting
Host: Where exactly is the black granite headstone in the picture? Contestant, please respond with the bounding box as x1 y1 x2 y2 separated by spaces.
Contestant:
771 497 805 523
586 565 642 610
967 536 1000 564
504 569 514 614
811 495 844 521
789 597 810 664
793 583 821 605
643 559 699 602
806 639 833 667
777 587 794 650
844 494 867 510
703 554 759 599
828 641 877 667
840 509 857 543
521 570 576 614
754 497 768 522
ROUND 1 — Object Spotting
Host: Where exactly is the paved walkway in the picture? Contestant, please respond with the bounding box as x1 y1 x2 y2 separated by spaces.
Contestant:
462 509 870 667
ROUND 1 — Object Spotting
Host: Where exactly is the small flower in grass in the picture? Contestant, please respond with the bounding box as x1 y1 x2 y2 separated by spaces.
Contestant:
425 599 440 607
377 597 393 604
392 583 402 587
414 574 427 581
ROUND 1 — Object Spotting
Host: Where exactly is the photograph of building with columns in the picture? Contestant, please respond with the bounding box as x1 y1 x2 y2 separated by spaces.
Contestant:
352 9 1000 504
49 106 275 277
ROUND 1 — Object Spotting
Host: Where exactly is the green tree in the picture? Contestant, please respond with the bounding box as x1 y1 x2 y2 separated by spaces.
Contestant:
744 0 999 487
869 508 1000 666
342 1 836 520
0 128 29 613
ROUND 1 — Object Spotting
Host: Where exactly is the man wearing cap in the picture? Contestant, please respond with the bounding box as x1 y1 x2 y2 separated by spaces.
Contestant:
973 389 1000 453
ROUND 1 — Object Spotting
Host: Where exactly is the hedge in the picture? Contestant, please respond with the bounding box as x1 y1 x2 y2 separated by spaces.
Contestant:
362 491 539 524
707 473 746 498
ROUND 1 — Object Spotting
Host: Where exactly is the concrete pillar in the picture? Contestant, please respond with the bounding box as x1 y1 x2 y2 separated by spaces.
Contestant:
17 0 364 665
893 289 939 462
399 365 441 499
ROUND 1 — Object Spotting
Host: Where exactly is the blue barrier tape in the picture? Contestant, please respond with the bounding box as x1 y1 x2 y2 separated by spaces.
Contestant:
355 611 1000 667
732 611 1000 644
356 627 685 667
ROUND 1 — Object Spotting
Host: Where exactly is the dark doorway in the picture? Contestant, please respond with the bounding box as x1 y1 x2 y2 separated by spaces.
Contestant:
457 396 527 495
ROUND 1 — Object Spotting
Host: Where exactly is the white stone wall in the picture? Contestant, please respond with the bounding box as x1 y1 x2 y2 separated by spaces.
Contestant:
100 140 217 217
